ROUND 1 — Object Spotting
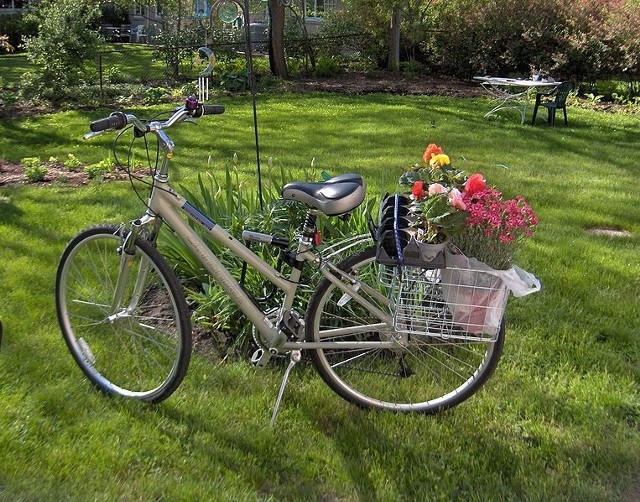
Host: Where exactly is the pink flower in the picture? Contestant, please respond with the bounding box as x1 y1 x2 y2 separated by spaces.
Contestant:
448 188 467 210
461 188 537 242
428 183 447 196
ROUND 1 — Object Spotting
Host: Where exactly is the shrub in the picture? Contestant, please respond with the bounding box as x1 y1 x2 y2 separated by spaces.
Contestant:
22 0 102 102
219 72 248 92
0 13 38 50
400 60 428 76
418 0 636 85
21 157 41 169
214 58 249 91
143 86 172 104
84 158 113 180
177 82 198 97
64 154 83 171
21 157 47 182
314 57 341 78
25 165 48 182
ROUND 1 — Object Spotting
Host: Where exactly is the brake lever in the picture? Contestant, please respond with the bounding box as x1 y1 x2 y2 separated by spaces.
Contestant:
83 130 106 140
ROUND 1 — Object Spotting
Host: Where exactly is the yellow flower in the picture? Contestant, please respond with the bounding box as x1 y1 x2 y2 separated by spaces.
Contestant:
429 153 450 169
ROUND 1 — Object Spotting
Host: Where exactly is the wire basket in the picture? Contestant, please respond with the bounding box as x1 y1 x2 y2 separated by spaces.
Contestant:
392 265 508 342
378 264 399 287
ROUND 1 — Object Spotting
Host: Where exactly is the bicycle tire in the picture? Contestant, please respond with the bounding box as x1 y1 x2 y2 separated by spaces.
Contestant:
56 225 192 403
305 246 504 413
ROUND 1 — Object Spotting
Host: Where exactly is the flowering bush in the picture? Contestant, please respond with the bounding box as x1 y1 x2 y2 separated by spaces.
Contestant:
452 184 538 269
399 143 538 269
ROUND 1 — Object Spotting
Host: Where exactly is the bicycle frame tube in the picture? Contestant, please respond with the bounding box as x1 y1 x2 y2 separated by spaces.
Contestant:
147 182 399 351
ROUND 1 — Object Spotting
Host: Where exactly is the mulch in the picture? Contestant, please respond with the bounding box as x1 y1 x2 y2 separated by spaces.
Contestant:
0 160 149 188
284 72 485 97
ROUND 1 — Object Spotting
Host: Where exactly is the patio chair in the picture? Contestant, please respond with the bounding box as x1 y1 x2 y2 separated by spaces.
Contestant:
129 25 147 44
531 81 574 126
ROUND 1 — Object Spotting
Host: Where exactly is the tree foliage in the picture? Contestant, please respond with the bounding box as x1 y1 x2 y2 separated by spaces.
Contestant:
424 0 640 84
22 0 102 101
332 0 639 89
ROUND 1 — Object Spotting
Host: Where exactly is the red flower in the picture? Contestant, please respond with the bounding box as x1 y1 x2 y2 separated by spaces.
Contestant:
464 173 487 196
412 180 425 199
423 143 444 164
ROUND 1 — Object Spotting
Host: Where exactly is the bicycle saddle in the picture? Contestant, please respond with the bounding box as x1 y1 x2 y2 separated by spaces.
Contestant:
281 173 366 216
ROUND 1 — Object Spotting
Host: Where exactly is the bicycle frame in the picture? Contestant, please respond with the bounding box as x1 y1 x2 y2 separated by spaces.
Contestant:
129 182 398 353
100 113 401 357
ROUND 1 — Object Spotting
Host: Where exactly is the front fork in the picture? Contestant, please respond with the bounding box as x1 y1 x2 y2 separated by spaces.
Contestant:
109 214 161 318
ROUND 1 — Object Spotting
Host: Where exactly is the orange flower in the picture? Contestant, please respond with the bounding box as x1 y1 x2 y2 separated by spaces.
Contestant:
423 143 444 164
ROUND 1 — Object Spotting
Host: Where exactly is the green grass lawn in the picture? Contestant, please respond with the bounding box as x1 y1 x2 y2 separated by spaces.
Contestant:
0 53 29 89
98 44 169 83
0 45 167 90
1 93 639 500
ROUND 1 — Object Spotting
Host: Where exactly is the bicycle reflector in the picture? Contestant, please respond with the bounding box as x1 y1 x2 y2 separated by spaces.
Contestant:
313 231 322 247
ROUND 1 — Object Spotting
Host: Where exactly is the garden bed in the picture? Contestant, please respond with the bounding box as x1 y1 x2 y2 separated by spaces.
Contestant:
0 158 147 187
284 71 485 97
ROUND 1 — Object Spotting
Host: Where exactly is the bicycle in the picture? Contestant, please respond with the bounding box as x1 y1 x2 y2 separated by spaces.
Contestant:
55 96 504 418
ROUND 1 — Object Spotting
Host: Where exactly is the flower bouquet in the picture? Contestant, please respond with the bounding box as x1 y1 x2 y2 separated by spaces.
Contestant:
390 143 541 337
378 144 469 268
399 143 469 245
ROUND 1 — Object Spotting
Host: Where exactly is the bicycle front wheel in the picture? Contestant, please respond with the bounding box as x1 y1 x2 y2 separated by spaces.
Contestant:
305 246 504 413
56 225 192 403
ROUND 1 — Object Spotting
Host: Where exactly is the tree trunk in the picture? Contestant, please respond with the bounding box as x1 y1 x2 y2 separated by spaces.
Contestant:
268 0 288 78
388 5 401 71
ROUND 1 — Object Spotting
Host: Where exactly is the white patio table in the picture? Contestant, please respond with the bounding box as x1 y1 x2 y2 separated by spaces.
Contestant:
473 76 559 124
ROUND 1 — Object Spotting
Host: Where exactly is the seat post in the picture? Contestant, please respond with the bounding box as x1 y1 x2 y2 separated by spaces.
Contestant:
301 209 319 240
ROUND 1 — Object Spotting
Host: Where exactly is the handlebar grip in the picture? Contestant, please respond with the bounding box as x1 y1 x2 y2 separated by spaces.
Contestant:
89 111 127 132
192 105 225 118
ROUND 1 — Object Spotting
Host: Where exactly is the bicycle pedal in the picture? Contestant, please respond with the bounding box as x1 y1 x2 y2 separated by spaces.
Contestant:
250 348 272 368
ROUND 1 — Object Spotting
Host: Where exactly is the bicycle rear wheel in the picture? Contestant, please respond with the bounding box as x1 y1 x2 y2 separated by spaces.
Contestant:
56 225 192 403
305 246 504 413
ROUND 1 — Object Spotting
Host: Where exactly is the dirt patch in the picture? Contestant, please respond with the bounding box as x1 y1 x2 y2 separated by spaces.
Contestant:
284 71 485 97
0 158 149 188
584 226 632 238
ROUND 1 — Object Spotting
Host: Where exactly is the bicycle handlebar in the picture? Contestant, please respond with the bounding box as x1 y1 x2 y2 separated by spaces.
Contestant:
193 104 225 118
90 111 128 132
86 96 225 137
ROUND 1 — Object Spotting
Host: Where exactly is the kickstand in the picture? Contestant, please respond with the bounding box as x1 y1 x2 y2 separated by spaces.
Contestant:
270 350 301 428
